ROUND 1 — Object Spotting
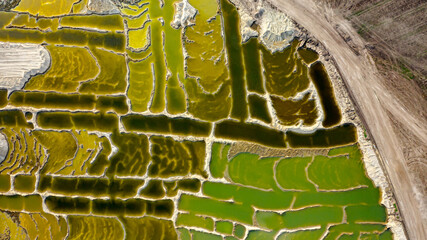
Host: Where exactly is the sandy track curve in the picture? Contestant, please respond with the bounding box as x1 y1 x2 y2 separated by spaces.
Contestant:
265 0 427 239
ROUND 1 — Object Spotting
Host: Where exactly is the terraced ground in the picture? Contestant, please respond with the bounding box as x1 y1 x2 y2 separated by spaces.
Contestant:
0 0 394 239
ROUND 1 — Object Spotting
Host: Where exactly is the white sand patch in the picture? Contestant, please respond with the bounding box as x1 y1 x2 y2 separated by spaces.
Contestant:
231 0 296 51
0 42 50 92
171 0 197 29
0 132 8 164
259 5 295 52
239 10 258 42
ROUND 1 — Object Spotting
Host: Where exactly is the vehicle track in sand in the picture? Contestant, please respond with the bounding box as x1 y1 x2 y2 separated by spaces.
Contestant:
265 0 427 239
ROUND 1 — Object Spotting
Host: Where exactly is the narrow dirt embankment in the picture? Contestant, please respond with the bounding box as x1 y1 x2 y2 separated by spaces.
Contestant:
263 0 427 239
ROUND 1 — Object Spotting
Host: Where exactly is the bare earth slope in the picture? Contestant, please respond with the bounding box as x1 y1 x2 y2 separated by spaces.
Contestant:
316 0 427 86
264 0 427 239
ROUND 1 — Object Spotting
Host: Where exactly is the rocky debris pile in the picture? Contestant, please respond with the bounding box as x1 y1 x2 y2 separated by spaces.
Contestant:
0 0 20 11
86 0 120 14
232 0 296 52
258 6 295 51
111 0 143 6
240 11 258 42
171 0 197 29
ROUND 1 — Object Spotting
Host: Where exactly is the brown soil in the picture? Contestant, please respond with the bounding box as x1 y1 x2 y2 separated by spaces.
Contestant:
315 0 426 81
0 0 20 11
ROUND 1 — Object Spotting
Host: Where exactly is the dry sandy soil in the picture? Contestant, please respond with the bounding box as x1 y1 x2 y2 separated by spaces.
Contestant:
260 0 427 239
315 0 427 86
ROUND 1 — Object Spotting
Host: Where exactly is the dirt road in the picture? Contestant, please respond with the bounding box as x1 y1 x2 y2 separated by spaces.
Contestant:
265 0 427 239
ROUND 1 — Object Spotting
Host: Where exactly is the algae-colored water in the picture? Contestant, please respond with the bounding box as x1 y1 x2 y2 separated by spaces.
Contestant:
0 89 7 108
203 181 294 210
102 131 150 177
179 194 254 225
127 56 154 112
68 216 124 240
40 176 144 198
10 91 96 110
214 120 286 147
25 45 99 92
0 12 15 28
0 110 33 128
256 206 343 229
185 0 228 92
0 28 125 52
177 213 214 231
277 228 325 240
276 157 316 191
162 1 186 114
13 0 78 17
271 92 318 126
122 114 211 136
0 175 10 192
243 38 265 94
96 96 129 114
286 123 357 147
23 195 43 212
216 221 233 235
346 205 387 223
261 40 310 98
234 224 246 238
14 175 36 193
308 154 372 190
79 48 127 94
149 136 206 178
248 94 272 123
0 195 24 211
139 179 165 198
221 0 248 121
310 61 342 127
119 217 177 240
45 196 91 214
183 0 231 121
298 47 319 64
149 19 166 113
228 153 278 190
185 80 232 121
60 15 124 31
209 143 231 179
37 111 119 131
